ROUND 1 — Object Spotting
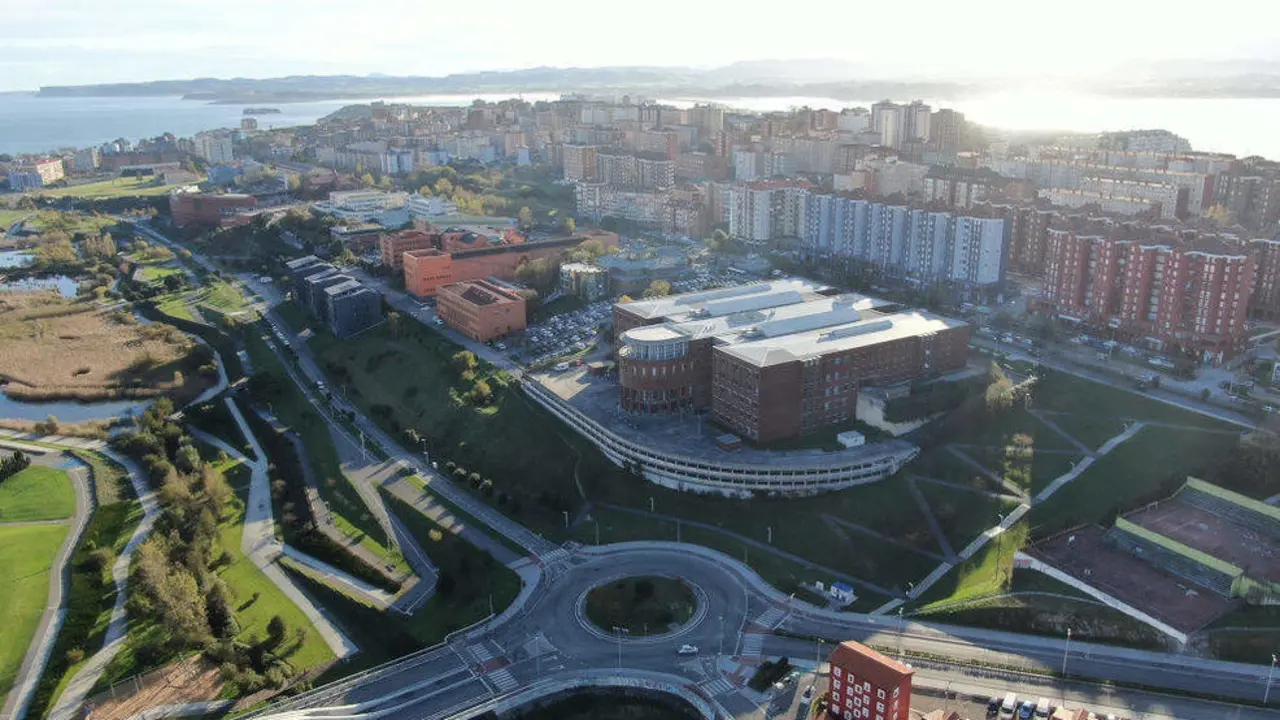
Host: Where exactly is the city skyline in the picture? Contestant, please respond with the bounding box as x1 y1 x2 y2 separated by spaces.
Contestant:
2 0 1280 91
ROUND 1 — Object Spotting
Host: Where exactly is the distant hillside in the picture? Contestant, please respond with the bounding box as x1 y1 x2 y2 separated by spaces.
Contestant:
36 60 1280 102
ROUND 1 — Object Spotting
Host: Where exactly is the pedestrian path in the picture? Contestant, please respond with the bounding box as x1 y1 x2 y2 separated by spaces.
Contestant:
486 667 519 693
754 607 786 630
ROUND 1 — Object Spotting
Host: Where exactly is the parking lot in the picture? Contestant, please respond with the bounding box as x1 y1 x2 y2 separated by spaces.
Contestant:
515 299 612 366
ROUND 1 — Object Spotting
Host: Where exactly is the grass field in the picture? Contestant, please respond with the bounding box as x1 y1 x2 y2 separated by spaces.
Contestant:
0 465 77 522
212 457 334 673
913 479 1020 553
924 592 1170 650
242 330 388 547
585 576 695 636
0 293 208 403
0 523 70 705
193 281 250 315
959 446 1082 495
27 500 142 718
24 211 116 237
295 492 523 675
1029 426 1238 536
914 522 1028 611
0 209 32 230
135 265 184 284
34 177 201 200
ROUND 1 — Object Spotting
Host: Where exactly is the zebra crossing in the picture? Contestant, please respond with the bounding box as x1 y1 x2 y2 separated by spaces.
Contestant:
755 606 786 629
487 667 519 693
741 633 766 656
700 676 735 696
540 547 570 567
466 643 495 665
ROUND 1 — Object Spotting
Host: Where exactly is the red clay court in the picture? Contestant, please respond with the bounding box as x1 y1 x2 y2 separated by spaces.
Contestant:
1029 526 1235 633
1126 500 1280 584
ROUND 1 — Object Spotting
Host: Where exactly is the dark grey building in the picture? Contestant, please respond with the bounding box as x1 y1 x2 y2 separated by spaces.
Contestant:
301 268 346 319
324 280 382 338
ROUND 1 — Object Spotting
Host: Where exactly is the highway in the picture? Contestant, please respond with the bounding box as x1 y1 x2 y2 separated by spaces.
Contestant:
129 220 1280 720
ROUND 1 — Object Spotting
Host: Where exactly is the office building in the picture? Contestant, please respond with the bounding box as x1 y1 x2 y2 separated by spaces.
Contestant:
559 262 609 301
826 641 913 720
379 229 436 269
194 132 234 164
169 192 257 229
401 230 620 297
613 280 967 442
436 279 528 341
324 279 383 338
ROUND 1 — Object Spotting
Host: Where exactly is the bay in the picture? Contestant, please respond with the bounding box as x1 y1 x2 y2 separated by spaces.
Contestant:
0 89 1276 161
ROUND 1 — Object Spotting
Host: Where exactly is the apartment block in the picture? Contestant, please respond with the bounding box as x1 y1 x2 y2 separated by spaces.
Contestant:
379 229 436 269
827 641 913 720
324 280 383 338
1250 239 1280 321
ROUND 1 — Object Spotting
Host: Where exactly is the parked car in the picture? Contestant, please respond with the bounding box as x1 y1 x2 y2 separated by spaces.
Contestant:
676 644 698 655
986 697 1001 718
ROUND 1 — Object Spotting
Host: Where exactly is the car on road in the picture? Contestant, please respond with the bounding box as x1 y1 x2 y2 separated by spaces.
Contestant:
676 644 698 655
433 317 444 326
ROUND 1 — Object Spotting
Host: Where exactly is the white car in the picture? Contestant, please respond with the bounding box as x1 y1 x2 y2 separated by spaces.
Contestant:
676 644 698 656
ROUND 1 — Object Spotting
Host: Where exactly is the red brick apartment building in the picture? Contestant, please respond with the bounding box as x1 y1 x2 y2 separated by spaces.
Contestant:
436 279 527 342
613 280 967 442
827 640 913 720
1041 217 1254 362
169 192 257 229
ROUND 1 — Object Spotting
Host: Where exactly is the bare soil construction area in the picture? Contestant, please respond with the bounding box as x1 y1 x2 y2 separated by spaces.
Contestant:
0 292 214 403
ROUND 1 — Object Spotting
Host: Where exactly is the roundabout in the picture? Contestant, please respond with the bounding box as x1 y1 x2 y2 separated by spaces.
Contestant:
578 575 708 643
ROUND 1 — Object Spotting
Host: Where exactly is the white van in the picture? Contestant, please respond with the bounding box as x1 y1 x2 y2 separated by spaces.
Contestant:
1034 699 1053 718
999 693 1018 720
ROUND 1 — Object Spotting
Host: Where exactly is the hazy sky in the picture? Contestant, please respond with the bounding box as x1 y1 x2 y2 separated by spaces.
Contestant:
2 0 1278 91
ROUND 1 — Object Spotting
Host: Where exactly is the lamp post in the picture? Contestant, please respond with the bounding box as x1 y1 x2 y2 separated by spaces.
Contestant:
562 510 569 529
1061 628 1072 679
1265 654 1278 705
718 614 724 659
611 626 629 669
767 525 772 544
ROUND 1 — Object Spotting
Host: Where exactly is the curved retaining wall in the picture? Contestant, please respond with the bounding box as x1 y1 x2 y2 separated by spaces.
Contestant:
523 379 918 496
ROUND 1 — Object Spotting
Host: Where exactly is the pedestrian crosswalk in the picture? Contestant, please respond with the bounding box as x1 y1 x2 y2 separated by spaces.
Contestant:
467 643 495 665
487 667 519 693
741 633 766 656
755 607 786 629
701 676 734 696
540 548 570 567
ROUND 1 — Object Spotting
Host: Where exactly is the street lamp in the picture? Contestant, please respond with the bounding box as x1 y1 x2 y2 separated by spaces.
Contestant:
562 510 569 529
611 626 630 669
718 614 724 659
1061 628 1072 679
1265 654 1278 705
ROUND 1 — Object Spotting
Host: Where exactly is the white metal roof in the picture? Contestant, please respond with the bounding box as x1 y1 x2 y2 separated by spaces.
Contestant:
717 311 967 367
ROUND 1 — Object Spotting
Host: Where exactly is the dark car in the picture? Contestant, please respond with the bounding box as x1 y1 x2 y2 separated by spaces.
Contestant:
987 698 1001 718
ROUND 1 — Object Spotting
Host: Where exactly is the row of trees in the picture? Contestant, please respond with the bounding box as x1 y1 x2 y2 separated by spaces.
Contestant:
111 399 304 694
0 450 31 483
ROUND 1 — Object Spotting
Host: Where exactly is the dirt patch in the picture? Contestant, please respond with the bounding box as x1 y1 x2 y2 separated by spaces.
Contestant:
82 656 223 720
0 291 213 403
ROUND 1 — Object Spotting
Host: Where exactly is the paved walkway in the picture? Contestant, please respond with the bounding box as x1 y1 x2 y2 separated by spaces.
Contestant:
0 444 92 720
905 476 957 561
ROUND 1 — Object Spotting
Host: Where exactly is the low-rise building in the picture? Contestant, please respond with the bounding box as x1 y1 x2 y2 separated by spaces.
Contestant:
169 192 258 229
826 640 913 720
559 262 609 301
379 229 436 269
436 279 527 341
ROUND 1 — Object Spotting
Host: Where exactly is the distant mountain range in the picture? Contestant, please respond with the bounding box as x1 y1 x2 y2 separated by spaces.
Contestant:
35 59 1280 103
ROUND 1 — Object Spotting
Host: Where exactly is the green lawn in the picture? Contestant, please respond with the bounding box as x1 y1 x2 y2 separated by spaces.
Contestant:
922 592 1169 651
242 330 389 548
0 465 77 522
154 293 200 322
914 479 1020 553
27 500 142 718
194 281 250 314
0 523 70 704
959 446 1083 495
212 458 335 674
297 492 523 676
0 209 32 230
35 177 202 199
585 576 695 636
913 522 1028 611
135 265 184 284
24 211 116 237
1030 426 1238 536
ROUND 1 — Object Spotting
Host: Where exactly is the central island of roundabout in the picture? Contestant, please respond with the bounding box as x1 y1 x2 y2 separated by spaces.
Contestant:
582 576 701 638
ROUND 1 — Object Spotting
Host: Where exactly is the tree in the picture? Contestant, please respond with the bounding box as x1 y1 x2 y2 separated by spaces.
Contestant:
983 364 1015 413
643 279 672 298
33 415 59 435
267 615 287 648
377 176 394 191
286 174 302 192
387 311 403 339
518 206 534 229
359 172 375 188
565 217 576 234
433 178 454 197
470 380 493 406
418 184 433 197
452 350 478 375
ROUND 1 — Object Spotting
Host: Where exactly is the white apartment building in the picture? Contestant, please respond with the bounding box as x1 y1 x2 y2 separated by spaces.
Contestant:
195 132 234 164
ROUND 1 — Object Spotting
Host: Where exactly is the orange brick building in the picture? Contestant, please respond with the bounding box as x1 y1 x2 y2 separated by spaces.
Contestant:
379 230 435 269
401 230 619 298
437 279 527 341
827 641 913 720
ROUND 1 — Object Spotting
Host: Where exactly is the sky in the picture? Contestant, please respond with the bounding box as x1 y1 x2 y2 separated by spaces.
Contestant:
2 0 1279 91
